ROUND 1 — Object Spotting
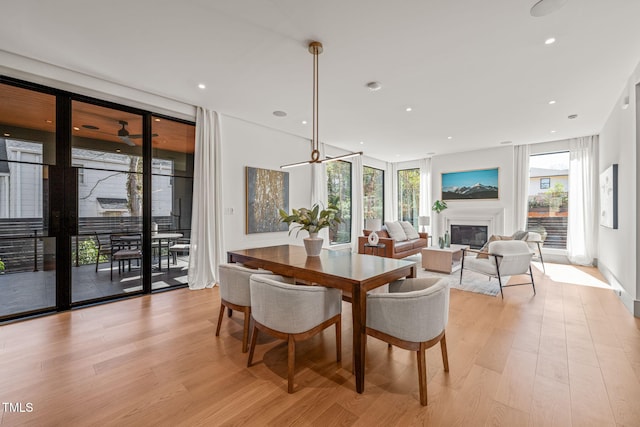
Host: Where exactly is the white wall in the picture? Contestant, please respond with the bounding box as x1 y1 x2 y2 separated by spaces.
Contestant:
219 115 313 253
430 146 515 238
598 61 639 316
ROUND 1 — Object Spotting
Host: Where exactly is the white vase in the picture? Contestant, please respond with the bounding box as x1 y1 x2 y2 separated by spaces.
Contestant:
303 232 324 256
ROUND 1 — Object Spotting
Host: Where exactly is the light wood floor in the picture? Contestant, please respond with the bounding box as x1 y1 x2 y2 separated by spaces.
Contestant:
1 265 639 426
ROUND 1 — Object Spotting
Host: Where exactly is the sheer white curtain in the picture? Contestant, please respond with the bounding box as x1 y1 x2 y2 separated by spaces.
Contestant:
513 144 530 232
386 162 397 221
351 155 364 252
419 158 431 217
567 135 599 265
188 108 225 289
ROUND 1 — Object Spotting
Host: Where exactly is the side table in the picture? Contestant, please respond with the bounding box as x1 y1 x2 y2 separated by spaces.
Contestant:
421 244 469 274
364 243 386 256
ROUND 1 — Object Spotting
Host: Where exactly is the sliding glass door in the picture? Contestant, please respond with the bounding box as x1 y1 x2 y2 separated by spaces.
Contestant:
0 77 194 321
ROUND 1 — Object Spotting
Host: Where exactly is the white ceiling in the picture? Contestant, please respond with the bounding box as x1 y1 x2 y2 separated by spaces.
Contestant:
2 0 640 161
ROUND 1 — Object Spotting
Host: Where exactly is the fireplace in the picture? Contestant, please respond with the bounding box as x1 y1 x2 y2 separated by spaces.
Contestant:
450 225 488 249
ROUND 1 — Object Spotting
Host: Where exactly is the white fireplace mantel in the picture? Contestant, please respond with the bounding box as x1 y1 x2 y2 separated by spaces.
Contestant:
440 208 505 237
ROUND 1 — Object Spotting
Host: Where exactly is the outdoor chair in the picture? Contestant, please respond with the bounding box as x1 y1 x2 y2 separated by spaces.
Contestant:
110 233 142 281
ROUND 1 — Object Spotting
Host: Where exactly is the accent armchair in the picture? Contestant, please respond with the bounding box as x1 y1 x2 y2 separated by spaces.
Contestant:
461 240 535 299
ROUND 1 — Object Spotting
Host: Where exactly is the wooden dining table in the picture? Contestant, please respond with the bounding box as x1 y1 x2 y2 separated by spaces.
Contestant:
227 244 416 394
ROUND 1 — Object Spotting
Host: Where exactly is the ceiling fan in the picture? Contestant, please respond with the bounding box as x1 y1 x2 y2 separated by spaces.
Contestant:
117 120 135 146
116 120 158 145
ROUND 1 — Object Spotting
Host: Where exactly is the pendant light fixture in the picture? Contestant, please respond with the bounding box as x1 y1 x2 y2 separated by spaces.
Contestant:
281 41 362 169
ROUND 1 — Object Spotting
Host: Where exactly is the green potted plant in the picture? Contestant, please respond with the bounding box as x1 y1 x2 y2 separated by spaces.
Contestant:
432 200 448 213
0 258 5 274
279 203 342 256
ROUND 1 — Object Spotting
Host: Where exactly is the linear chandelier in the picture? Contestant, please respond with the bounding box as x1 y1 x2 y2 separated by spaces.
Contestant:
281 41 362 169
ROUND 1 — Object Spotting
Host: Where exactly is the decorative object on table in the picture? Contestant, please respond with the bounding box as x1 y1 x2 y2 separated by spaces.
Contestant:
418 216 430 232
279 203 341 256
599 163 618 229
246 166 289 234
438 236 445 249
280 41 362 169
444 230 450 248
367 231 379 245
431 200 448 214
441 168 499 200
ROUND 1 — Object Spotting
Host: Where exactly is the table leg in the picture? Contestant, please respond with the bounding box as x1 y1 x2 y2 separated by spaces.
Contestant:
352 284 366 393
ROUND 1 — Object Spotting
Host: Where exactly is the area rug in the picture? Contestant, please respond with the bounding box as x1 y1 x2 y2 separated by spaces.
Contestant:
404 255 503 297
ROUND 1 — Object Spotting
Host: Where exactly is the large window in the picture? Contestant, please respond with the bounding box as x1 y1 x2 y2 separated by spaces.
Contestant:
326 160 352 244
528 152 569 249
363 166 384 224
398 168 420 228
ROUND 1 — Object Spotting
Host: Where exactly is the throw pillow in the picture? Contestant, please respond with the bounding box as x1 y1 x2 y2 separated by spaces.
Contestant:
399 221 420 240
511 230 529 240
476 234 513 259
385 221 407 241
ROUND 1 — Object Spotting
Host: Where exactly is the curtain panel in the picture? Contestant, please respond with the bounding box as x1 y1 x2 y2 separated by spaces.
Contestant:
188 108 224 289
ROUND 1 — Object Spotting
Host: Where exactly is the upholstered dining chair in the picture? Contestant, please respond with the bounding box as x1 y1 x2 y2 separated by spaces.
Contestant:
460 240 535 299
216 263 273 353
366 277 450 406
247 274 342 393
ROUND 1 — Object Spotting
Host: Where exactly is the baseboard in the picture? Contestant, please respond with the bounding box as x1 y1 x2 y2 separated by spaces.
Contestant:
598 261 636 317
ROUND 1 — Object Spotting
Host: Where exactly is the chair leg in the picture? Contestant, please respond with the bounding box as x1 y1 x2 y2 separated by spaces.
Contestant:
441 333 449 372
335 318 342 362
530 265 536 295
110 258 113 281
537 242 546 274
215 303 225 337
95 254 99 272
287 335 296 393
417 343 428 406
247 325 259 367
494 257 504 299
242 308 251 353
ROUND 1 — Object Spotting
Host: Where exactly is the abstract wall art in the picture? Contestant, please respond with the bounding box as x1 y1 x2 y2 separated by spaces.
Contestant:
246 166 289 234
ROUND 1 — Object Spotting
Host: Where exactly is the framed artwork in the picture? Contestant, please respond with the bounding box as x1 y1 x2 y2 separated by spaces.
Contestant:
599 164 618 229
246 166 289 234
441 167 499 200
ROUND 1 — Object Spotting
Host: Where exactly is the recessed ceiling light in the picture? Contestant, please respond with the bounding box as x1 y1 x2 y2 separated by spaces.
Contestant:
154 118 161 122
73 126 80 131
359 141 364 145
366 81 382 91
550 130 557 133
531 0 567 17
197 83 206 89
301 120 307 125
568 114 578 119
500 140 513 145
45 119 53 124
548 100 556 105
447 136 453 140
272 110 287 117
3 133 10 137
405 107 412 112
116 149 121 153
544 37 556 45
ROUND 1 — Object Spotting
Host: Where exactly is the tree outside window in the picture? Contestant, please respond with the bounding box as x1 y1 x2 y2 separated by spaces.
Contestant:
363 166 384 222
398 168 420 228
326 160 352 244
